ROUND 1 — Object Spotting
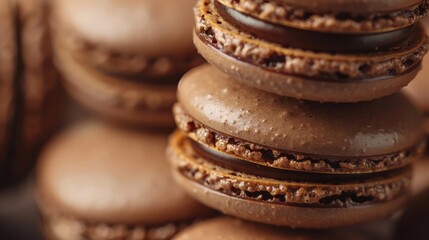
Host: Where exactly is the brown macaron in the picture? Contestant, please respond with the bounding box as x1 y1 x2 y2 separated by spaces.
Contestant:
36 120 214 240
50 0 202 127
216 0 429 33
173 217 369 240
193 0 429 102
0 0 60 184
168 64 425 228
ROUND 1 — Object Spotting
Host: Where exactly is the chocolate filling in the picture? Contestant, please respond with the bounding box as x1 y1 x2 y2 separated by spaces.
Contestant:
97 69 182 85
215 0 416 53
190 139 410 183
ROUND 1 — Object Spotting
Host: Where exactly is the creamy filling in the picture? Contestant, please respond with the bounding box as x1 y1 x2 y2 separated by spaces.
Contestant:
190 139 412 183
170 133 411 207
195 0 429 80
215 0 416 53
217 0 429 33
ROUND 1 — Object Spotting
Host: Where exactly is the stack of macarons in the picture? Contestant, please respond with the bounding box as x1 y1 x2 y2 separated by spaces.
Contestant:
34 1 215 239
0 0 60 185
50 0 202 128
168 0 429 229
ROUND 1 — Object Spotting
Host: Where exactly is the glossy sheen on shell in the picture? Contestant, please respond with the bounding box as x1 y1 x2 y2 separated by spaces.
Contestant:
36 121 211 225
51 0 197 57
174 104 424 173
216 0 429 33
178 65 424 157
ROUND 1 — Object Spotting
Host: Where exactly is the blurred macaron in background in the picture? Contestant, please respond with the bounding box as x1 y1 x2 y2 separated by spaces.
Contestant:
50 0 203 128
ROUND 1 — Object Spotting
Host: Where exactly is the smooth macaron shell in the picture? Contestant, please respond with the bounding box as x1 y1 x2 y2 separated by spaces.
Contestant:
216 0 428 33
36 121 213 240
178 65 424 162
51 0 202 77
194 0 428 102
173 217 369 240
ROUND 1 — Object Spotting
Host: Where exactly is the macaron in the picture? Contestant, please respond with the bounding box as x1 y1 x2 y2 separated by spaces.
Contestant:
216 0 429 33
0 0 60 184
193 0 429 102
36 120 214 240
168 64 425 228
173 217 368 240
50 0 202 127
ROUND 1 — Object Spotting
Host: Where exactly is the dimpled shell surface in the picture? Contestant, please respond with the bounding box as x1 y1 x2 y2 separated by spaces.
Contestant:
36 121 210 225
178 65 423 157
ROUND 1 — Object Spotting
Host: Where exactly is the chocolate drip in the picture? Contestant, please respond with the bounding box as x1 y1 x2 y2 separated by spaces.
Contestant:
215 0 416 53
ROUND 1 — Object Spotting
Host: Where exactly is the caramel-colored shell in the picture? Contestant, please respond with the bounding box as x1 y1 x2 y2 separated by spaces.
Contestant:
36 121 211 225
179 65 423 157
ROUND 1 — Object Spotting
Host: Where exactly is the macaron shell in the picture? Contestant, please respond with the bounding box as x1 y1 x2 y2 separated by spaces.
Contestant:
194 0 428 102
171 165 408 228
36 121 211 225
0 0 17 167
179 64 423 157
194 33 421 103
51 0 197 57
216 0 428 32
54 41 176 128
173 217 368 240
53 31 205 78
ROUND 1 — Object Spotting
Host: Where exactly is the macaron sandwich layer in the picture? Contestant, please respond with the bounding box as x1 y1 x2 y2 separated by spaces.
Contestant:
36 121 213 240
51 0 203 78
54 41 176 127
193 0 429 102
216 0 429 33
50 0 201 127
167 65 425 228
